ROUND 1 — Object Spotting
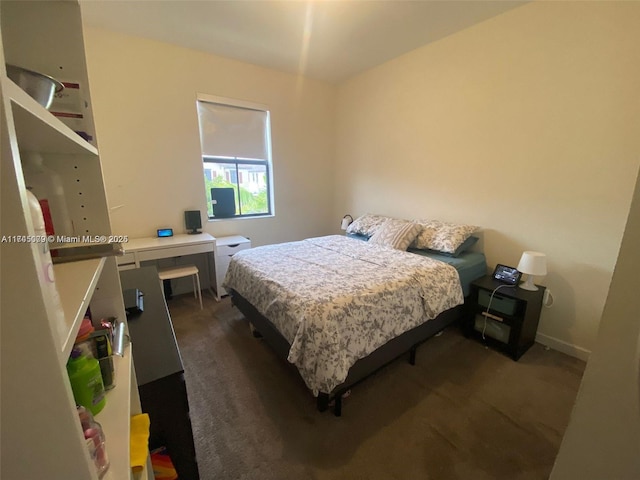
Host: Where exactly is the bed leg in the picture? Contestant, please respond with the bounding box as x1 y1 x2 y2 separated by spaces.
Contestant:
409 345 417 366
317 393 329 412
249 323 263 338
334 394 342 417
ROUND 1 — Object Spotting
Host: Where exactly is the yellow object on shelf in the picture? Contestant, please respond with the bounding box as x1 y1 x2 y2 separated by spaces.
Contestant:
130 413 150 473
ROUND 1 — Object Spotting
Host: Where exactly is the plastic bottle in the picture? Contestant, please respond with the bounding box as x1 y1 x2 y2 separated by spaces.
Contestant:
25 189 66 336
22 151 73 236
66 346 106 416
77 406 110 478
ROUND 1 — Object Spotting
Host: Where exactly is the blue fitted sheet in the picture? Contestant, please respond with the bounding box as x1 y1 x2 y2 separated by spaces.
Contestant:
407 249 487 297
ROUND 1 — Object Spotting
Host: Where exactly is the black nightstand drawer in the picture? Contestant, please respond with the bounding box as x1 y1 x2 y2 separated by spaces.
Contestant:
473 314 511 343
478 289 518 315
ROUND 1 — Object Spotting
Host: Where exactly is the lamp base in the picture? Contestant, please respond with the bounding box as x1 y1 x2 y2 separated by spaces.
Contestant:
519 275 538 291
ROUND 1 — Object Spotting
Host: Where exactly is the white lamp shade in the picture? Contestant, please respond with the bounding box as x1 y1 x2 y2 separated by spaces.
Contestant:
517 251 547 276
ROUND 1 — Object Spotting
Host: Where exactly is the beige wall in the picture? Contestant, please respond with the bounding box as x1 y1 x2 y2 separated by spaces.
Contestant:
83 27 336 246
334 1 640 356
551 148 640 479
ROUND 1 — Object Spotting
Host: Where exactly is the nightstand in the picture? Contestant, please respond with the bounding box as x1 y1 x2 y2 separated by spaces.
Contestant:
213 235 251 300
464 275 545 360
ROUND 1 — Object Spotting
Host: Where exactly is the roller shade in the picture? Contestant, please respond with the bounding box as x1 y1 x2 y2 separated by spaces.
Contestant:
197 101 269 160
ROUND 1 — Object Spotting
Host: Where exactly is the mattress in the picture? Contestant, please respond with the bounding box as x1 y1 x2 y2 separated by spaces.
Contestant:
408 249 487 297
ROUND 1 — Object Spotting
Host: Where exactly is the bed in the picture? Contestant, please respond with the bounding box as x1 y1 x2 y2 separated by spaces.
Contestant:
224 218 486 416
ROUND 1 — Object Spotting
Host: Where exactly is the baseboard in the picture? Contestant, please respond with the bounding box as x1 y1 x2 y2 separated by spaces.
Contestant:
536 333 591 362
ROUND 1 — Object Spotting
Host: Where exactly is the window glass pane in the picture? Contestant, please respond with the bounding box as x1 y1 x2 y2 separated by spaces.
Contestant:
237 163 268 215
204 162 236 217
203 161 269 217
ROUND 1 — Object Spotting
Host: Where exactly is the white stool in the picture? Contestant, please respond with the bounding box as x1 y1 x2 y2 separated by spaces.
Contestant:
158 265 203 310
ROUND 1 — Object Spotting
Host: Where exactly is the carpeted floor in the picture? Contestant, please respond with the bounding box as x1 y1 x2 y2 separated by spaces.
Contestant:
166 293 585 480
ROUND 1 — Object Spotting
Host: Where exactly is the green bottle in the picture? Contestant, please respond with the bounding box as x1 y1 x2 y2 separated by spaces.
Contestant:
67 347 106 415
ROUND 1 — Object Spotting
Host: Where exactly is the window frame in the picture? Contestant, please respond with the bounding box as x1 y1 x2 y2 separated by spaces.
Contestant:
196 93 274 220
202 156 272 218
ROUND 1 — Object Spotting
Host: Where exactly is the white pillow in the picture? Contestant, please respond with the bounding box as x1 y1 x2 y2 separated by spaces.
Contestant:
413 219 479 254
346 213 391 237
368 219 421 251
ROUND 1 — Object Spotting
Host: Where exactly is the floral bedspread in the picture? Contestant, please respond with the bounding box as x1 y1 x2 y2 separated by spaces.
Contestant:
223 235 463 395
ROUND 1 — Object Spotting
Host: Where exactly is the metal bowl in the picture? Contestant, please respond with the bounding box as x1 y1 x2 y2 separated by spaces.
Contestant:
6 64 64 110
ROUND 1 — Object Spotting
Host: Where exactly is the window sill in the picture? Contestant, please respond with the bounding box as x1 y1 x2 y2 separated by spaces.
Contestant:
208 214 274 222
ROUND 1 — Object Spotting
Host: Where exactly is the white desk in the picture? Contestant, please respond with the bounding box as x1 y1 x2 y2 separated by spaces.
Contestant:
119 233 215 267
118 233 216 296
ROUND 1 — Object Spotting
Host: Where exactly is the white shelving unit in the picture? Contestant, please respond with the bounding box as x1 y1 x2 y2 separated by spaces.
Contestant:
0 2 149 479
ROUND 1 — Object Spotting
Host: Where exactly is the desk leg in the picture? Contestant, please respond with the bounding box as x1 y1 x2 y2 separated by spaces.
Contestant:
206 251 216 300
163 279 173 300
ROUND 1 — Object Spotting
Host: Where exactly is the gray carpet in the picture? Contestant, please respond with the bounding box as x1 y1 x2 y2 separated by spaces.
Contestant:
167 293 585 480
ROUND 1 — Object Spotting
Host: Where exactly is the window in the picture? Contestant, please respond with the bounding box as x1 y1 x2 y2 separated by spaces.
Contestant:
196 95 273 219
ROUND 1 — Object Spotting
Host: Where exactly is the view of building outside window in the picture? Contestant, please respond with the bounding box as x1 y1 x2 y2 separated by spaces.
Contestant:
203 159 268 217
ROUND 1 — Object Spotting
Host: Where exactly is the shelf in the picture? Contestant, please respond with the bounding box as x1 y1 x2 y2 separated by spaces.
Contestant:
99 345 134 480
1 2 150 478
55 257 106 361
51 242 124 264
2 77 98 155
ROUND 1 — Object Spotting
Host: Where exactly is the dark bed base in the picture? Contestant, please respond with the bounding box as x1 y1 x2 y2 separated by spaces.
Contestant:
230 289 464 416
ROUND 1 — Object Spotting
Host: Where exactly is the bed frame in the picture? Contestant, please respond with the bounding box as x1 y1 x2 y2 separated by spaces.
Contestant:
230 289 465 416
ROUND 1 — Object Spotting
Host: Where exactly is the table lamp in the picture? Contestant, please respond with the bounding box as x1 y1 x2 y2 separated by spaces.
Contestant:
517 251 547 291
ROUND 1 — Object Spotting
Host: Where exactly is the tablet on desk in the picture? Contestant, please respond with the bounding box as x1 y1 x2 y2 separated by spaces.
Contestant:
157 228 173 238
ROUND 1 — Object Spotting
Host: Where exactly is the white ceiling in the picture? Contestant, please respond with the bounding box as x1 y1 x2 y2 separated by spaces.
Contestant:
81 0 526 84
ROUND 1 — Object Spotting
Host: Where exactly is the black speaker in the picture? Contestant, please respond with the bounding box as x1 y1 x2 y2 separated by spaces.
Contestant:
211 188 236 218
184 210 202 234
